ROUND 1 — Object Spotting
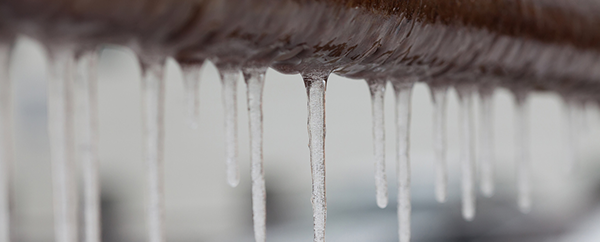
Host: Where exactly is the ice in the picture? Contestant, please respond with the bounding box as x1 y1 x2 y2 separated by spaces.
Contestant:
139 58 167 242
393 80 414 242
243 67 268 242
479 90 495 197
366 78 388 208
218 67 241 187
429 85 448 203
514 92 531 213
180 63 203 129
456 86 476 221
74 50 101 242
47 47 78 242
303 73 328 242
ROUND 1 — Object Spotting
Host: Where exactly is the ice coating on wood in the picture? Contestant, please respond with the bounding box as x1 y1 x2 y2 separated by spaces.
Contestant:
243 67 267 242
47 47 78 242
366 78 388 209
429 85 448 203
74 51 101 242
181 63 203 129
393 80 414 242
457 86 476 221
479 89 495 197
140 58 167 242
514 92 531 213
218 67 241 187
0 41 14 242
303 73 328 242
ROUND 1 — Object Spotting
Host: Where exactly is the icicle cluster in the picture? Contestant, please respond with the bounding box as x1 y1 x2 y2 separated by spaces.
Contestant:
0 41 597 242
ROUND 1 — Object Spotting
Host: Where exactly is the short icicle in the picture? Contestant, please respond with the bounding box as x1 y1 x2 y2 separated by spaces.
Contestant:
563 98 579 174
303 72 328 242
139 57 167 242
393 79 415 242
180 63 203 129
479 88 495 197
366 79 388 208
218 67 241 187
456 86 476 221
0 41 14 242
47 47 78 242
514 92 531 213
429 85 448 203
74 51 101 242
243 67 267 242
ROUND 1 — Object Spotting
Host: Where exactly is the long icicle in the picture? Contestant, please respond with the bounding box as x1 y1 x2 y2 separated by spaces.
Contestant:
393 80 414 242
75 51 101 242
366 79 388 208
218 67 240 187
457 86 476 221
479 89 495 197
243 67 267 242
0 41 14 242
47 47 78 242
303 73 328 242
180 63 203 129
140 58 167 242
514 92 531 213
429 85 448 203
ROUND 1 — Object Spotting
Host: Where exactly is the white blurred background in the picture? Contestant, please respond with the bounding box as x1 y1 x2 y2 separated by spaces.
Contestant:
8 36 600 242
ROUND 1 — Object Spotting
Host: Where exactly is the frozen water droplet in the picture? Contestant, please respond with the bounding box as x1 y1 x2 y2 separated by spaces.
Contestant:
479 89 495 197
47 47 78 242
393 80 414 242
139 58 167 242
243 67 267 242
429 85 448 203
180 63 203 129
456 86 476 221
218 67 241 187
0 41 14 242
366 78 388 209
303 73 328 242
514 92 531 213
74 50 101 242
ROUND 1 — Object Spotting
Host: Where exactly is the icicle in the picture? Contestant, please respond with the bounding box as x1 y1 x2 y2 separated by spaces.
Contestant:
393 80 414 242
366 79 388 208
479 89 495 197
514 92 531 213
429 85 448 203
47 47 78 242
139 58 167 242
180 63 203 129
302 72 328 242
563 98 579 173
74 51 100 242
456 86 476 221
0 41 14 242
243 67 267 242
217 67 240 187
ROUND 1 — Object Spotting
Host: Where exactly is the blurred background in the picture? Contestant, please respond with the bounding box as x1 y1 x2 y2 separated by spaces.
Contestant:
8 36 600 242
